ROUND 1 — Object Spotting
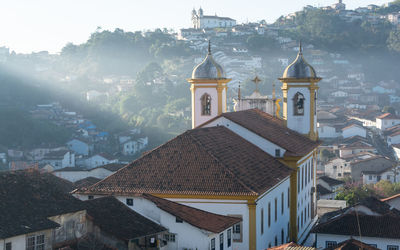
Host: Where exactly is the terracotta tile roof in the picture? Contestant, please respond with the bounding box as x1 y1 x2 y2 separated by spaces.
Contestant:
0 171 85 238
74 177 101 189
381 193 400 202
201 109 320 157
92 163 126 172
84 196 167 241
268 242 315 249
77 126 293 196
331 239 379 250
142 194 241 233
312 214 400 238
377 113 400 120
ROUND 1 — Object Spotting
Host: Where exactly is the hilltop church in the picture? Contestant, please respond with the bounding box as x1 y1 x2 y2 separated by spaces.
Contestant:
75 42 322 250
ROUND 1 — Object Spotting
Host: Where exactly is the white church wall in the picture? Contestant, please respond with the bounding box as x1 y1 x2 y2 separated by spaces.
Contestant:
256 177 291 249
203 117 287 158
170 198 249 250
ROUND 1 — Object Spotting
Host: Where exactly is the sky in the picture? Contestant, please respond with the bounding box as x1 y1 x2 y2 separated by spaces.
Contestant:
0 0 389 54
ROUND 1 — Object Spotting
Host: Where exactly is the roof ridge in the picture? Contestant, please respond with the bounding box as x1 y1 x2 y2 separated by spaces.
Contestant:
187 128 258 195
83 131 195 192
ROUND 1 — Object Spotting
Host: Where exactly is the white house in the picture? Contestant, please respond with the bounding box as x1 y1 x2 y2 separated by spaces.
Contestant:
66 138 93 156
41 150 75 170
385 125 400 146
376 113 400 130
324 158 350 179
313 197 400 250
331 90 348 98
362 165 400 185
317 124 341 138
339 141 376 157
82 153 118 169
317 176 344 199
111 194 241 250
121 137 148 156
52 163 125 182
393 144 400 160
341 124 366 139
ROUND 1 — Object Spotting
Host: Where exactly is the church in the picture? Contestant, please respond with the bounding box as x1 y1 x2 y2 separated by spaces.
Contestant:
192 7 236 29
75 43 322 250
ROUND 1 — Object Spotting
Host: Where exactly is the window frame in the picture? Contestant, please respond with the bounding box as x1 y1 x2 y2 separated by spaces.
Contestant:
227 229 232 247
126 198 133 206
326 241 337 248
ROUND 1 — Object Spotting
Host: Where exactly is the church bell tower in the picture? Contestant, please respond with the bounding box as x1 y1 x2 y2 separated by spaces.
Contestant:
278 44 322 141
188 41 231 128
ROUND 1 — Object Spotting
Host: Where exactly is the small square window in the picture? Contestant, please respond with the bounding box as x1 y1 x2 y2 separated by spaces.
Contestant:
388 246 399 250
5 242 11 250
176 217 183 223
88 195 94 200
326 241 337 248
126 198 133 206
275 149 281 157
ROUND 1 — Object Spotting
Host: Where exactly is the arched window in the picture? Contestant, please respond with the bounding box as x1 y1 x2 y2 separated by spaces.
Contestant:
292 92 305 116
201 93 212 116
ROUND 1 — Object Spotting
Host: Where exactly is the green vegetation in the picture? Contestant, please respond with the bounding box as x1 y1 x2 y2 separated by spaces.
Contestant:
336 180 400 205
0 108 71 148
60 28 192 76
278 8 395 52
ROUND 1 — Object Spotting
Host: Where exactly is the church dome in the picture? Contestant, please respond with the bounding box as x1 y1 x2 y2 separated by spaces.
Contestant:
192 42 226 79
282 44 317 79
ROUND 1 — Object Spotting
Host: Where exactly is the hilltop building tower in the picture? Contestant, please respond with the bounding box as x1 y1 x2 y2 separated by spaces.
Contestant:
188 41 231 128
192 7 236 29
279 44 321 141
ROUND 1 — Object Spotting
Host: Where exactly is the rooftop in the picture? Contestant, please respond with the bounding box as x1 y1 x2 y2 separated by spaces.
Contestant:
76 126 293 197
377 113 400 120
312 214 400 239
84 196 167 241
202 109 320 157
0 171 85 238
142 194 241 233
318 176 344 186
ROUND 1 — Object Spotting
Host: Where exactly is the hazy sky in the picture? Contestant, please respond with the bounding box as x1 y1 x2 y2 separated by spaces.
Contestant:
0 0 389 53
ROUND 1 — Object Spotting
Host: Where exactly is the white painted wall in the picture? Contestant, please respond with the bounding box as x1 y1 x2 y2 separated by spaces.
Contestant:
256 178 291 249
377 118 400 130
387 134 400 146
84 155 117 169
316 233 400 250
342 126 366 139
169 198 248 250
318 125 340 138
297 155 316 242
52 168 113 182
0 234 26 250
203 117 286 158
